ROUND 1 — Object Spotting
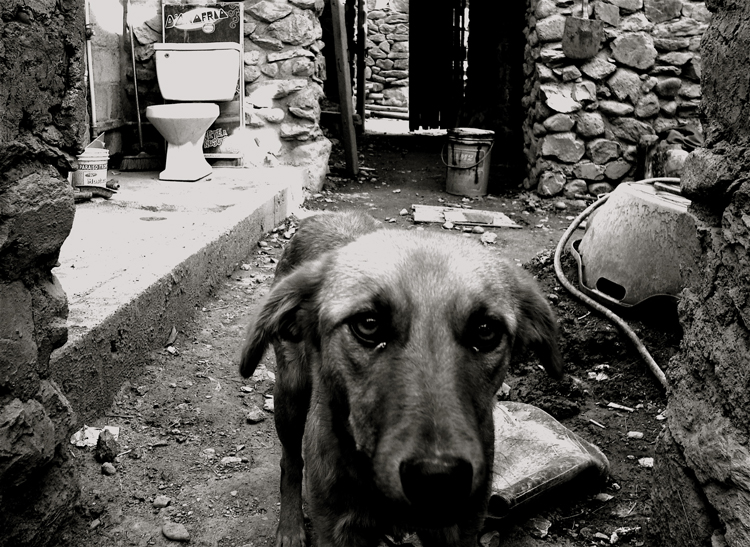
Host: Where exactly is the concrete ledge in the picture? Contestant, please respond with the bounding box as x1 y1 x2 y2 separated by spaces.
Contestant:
50 167 303 424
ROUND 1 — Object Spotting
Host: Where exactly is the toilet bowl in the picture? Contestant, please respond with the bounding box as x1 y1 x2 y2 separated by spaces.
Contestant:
146 42 241 182
146 103 219 182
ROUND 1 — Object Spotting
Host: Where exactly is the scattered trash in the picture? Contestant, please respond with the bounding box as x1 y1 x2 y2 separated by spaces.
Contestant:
488 402 609 520
412 204 520 228
70 425 120 448
608 402 635 413
240 385 254 393
656 411 667 421
589 419 606 429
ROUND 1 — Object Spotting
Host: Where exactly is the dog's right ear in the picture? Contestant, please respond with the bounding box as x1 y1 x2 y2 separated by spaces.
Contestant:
239 258 327 378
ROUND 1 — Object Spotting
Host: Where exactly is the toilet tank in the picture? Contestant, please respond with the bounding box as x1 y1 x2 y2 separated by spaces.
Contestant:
153 42 241 102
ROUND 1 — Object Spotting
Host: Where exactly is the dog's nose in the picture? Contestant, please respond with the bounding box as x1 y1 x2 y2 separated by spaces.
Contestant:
399 456 473 514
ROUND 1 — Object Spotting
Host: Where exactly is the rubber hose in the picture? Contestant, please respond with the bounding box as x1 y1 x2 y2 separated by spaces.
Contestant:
553 183 675 391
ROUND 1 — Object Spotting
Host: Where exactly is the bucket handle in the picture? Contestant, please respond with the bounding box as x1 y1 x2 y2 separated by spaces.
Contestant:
441 141 495 170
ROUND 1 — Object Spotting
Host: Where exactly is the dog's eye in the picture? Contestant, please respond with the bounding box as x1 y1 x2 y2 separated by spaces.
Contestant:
349 312 384 346
466 317 504 353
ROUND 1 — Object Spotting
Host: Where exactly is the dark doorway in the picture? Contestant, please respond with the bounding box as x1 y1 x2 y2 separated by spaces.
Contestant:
409 0 468 130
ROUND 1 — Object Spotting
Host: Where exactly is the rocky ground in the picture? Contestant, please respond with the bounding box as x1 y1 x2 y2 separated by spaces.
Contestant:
55 129 679 547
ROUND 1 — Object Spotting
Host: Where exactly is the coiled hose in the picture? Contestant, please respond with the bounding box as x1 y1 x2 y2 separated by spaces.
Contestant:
552 178 681 391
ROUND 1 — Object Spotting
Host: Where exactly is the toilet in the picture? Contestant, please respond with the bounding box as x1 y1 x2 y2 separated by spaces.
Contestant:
146 42 241 181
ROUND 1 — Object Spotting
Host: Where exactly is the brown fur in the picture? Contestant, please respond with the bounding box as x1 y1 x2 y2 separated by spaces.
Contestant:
240 211 563 547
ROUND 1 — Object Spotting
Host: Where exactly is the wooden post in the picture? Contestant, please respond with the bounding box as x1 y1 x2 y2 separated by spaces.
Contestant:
356 0 366 132
330 0 359 176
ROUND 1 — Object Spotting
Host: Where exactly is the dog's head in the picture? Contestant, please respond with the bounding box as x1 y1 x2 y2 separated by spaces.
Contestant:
240 229 563 527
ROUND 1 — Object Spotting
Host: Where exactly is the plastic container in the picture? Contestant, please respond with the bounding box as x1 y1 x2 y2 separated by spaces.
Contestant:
443 128 494 197
73 147 109 188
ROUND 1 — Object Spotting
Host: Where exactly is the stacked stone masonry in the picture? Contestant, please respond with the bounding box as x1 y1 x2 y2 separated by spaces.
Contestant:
523 0 709 197
364 5 409 110
0 0 85 542
130 0 331 188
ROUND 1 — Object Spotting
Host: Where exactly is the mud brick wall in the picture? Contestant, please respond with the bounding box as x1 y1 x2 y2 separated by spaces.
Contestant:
129 0 331 189
0 0 85 543
364 3 409 110
522 0 709 197
650 1 750 545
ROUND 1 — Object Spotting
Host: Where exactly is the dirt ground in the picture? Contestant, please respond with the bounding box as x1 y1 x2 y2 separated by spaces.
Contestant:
56 129 680 547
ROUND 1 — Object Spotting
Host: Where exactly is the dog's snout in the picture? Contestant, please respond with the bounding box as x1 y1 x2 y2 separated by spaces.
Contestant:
399 456 474 517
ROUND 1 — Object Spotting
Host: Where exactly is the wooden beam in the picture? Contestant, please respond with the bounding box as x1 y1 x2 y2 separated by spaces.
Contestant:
330 0 359 176
356 0 366 132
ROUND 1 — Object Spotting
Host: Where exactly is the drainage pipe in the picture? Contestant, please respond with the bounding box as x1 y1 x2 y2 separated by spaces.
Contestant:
552 178 681 391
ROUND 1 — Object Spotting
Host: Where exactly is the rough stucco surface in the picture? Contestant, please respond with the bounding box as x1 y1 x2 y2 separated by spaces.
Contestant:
0 0 87 542
652 2 750 546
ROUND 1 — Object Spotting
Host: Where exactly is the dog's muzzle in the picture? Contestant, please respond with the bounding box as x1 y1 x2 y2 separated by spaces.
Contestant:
399 455 474 524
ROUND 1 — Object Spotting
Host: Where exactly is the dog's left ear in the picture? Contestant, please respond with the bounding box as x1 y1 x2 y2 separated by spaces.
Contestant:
512 272 565 380
239 257 327 378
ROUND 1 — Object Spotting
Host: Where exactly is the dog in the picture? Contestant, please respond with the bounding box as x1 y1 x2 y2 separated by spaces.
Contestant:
240 211 563 547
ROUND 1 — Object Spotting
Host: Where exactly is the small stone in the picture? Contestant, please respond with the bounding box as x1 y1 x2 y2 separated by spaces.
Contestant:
95 429 120 463
162 521 190 542
480 232 497 245
594 492 614 502
638 457 655 468
221 456 243 465
628 431 645 439
101 462 116 475
153 495 171 508
471 226 485 234
202 448 216 458
524 517 552 539
90 519 101 530
554 201 567 210
246 405 267 424
442 221 455 230
588 182 614 195
399 208 408 216
263 396 275 412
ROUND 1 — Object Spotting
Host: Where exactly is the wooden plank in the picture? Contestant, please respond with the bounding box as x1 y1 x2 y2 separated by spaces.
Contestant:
330 0 359 176
412 204 521 228
356 0 366 131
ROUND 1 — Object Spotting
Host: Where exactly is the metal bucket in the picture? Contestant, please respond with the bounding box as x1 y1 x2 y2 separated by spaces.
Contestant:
443 128 494 197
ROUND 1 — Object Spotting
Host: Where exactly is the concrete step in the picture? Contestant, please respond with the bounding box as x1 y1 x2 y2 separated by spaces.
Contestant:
50 167 303 424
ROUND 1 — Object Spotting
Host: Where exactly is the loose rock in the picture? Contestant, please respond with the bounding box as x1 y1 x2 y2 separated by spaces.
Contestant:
162 521 190 542
101 462 116 475
153 495 171 508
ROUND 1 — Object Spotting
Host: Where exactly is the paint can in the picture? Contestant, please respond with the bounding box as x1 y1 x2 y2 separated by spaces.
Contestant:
72 147 109 188
443 128 494 197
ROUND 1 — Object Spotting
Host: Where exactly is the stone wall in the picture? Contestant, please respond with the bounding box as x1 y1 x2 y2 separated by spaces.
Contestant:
364 1 409 111
650 1 750 545
0 0 85 542
522 0 710 197
129 0 331 189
